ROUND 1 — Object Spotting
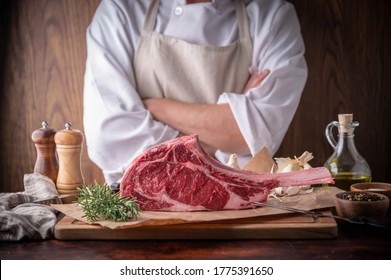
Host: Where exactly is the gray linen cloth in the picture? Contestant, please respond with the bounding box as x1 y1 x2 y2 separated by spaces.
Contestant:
0 173 59 241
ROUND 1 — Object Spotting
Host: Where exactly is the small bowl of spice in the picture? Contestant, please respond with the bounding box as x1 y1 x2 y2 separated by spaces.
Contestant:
334 191 389 219
351 182 391 202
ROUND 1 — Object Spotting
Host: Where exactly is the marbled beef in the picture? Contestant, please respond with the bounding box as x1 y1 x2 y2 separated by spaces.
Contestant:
120 135 333 211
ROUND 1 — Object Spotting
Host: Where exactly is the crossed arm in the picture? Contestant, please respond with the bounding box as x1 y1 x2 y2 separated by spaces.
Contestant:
143 70 269 155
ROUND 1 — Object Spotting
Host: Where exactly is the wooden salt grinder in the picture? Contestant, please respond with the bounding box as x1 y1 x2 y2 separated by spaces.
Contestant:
31 121 59 183
54 122 84 198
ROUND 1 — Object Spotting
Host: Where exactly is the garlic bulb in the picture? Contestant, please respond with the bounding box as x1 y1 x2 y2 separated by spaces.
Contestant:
226 154 240 169
274 151 313 172
270 151 314 197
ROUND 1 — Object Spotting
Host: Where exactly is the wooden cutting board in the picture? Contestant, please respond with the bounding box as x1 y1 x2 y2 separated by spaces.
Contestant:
54 211 338 240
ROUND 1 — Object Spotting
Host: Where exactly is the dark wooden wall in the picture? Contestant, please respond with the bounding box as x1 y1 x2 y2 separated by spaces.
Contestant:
279 0 391 181
0 0 102 192
1 0 390 192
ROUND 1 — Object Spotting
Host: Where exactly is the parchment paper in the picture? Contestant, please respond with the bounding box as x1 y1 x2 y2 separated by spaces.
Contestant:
243 147 275 173
51 187 342 229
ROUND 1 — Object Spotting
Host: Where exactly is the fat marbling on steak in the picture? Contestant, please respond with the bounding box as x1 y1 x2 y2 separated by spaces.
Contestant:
120 135 334 211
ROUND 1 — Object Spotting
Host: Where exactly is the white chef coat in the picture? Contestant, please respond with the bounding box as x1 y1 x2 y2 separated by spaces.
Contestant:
83 0 308 184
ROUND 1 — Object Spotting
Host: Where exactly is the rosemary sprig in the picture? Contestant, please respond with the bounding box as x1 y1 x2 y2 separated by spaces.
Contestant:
77 182 140 222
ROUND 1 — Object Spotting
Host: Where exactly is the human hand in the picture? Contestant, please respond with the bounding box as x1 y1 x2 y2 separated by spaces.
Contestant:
242 69 270 93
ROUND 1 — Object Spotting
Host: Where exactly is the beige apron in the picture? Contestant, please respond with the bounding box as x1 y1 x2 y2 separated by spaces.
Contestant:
133 0 252 104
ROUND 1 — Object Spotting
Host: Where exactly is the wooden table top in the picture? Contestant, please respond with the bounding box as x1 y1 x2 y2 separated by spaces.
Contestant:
1 221 390 260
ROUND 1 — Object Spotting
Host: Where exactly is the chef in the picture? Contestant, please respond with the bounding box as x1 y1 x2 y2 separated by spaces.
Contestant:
83 0 307 184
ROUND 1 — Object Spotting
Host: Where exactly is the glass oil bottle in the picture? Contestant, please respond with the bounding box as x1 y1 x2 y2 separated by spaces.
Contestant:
324 114 371 191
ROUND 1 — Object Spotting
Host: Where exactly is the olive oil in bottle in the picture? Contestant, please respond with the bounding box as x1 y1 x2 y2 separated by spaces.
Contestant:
328 172 371 191
324 114 371 191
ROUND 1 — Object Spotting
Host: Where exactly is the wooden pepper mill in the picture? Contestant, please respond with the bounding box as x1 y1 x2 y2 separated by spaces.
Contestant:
54 122 84 199
31 121 59 184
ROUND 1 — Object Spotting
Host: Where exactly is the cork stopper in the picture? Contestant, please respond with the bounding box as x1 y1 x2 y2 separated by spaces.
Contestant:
338 113 355 134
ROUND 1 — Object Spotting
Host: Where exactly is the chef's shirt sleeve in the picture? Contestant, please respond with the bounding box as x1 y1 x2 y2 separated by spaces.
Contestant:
83 1 179 184
217 2 307 160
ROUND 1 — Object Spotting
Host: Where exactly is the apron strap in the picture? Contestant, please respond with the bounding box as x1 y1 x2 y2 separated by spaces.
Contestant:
143 0 160 32
235 0 250 41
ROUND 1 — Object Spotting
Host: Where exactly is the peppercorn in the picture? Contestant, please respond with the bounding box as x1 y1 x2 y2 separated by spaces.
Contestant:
336 192 384 202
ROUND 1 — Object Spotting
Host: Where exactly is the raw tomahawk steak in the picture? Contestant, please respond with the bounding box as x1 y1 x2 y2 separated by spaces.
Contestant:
120 135 333 211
